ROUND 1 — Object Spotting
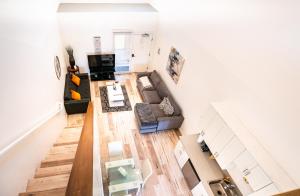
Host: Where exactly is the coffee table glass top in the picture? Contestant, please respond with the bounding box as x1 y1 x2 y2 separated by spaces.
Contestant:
108 165 142 186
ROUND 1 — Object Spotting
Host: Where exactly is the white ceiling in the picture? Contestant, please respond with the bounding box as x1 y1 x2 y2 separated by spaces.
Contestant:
59 0 152 3
57 3 157 12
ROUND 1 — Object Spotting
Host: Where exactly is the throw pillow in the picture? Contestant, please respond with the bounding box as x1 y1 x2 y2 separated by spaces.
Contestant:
139 76 153 89
159 97 174 115
71 74 80 86
70 89 81 100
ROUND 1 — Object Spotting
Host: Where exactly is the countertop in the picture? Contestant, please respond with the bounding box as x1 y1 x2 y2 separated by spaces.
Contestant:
180 134 224 196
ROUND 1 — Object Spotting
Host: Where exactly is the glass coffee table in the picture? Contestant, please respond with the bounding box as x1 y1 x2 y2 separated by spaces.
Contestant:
105 158 142 196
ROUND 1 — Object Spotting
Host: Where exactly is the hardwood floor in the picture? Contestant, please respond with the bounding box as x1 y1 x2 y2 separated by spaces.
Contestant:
67 73 191 196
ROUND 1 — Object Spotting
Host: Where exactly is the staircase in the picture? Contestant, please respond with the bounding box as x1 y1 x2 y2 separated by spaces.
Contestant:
19 126 82 196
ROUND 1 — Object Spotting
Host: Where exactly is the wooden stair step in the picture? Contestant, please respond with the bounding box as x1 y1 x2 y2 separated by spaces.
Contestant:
54 127 82 146
19 188 66 196
26 174 69 193
41 144 77 167
35 164 72 178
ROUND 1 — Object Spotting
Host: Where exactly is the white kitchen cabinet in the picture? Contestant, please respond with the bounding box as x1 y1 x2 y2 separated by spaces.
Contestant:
174 141 189 168
191 182 208 196
234 150 257 174
199 115 225 147
245 165 272 191
215 137 245 169
248 183 279 196
209 126 234 159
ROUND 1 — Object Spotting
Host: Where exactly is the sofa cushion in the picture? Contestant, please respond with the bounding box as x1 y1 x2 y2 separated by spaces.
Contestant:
71 74 80 86
156 82 170 98
159 97 174 115
70 89 81 100
64 76 77 100
143 90 162 104
150 70 161 88
77 78 91 99
149 104 166 118
135 103 157 126
139 76 153 89
168 95 181 116
137 78 155 92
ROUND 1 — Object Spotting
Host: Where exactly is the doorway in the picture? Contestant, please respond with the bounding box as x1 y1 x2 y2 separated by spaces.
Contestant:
113 32 132 72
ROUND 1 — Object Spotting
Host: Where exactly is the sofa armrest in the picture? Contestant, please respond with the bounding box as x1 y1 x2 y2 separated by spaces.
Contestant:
77 73 89 79
64 98 90 114
156 115 184 131
136 72 151 80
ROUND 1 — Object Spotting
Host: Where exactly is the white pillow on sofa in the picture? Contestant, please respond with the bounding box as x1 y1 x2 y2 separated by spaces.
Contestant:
139 76 153 89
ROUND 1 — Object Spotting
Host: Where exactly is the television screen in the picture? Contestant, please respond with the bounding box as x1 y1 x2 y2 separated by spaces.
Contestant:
87 55 101 68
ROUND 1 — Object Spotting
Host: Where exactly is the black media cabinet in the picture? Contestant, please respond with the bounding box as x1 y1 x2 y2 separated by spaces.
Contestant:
88 54 115 81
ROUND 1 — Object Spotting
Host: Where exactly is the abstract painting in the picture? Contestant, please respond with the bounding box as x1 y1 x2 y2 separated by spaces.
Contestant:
166 47 185 84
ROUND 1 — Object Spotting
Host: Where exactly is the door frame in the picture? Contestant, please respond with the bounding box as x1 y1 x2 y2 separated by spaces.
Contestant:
112 30 133 73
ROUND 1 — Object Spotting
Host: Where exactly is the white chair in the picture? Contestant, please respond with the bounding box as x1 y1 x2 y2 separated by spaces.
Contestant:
137 159 153 195
108 141 123 161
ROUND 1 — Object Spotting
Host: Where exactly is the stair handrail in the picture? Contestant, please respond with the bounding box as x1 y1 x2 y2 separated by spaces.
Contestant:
66 102 94 196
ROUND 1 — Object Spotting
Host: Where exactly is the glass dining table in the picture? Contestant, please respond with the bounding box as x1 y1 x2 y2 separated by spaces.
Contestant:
105 158 143 196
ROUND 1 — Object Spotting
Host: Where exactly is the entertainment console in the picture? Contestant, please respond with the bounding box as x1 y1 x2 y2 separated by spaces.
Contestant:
87 54 115 81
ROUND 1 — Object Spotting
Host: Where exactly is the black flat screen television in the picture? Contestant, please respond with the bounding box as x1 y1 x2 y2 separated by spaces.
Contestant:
87 55 102 72
87 54 115 72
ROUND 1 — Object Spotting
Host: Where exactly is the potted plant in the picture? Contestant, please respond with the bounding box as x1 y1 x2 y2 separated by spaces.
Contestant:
66 46 75 69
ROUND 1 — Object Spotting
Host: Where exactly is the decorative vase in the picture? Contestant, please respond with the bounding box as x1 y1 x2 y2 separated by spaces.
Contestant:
69 56 75 69
66 46 76 69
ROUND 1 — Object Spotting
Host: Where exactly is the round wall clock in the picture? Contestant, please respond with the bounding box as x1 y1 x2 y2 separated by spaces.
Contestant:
54 56 61 80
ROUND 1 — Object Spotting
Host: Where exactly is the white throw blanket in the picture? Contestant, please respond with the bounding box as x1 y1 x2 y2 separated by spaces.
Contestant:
139 76 153 89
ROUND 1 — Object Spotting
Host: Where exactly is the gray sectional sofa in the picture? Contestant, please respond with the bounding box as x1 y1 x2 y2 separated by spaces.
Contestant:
134 70 184 133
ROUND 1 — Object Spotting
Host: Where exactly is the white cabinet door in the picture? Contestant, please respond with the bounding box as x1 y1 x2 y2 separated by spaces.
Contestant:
209 126 234 158
248 183 279 196
202 115 225 147
174 141 189 168
245 166 272 191
216 137 245 169
234 150 257 174
191 182 208 196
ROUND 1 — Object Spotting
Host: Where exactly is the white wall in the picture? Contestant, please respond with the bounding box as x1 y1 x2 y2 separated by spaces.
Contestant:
0 0 67 194
151 0 300 190
0 112 66 195
58 11 157 72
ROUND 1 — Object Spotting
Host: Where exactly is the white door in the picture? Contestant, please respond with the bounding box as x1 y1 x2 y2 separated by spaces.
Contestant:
114 32 132 72
131 33 152 72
